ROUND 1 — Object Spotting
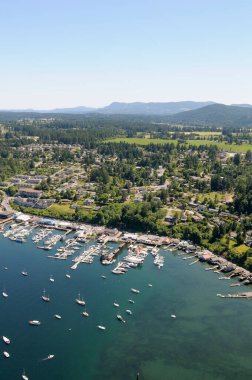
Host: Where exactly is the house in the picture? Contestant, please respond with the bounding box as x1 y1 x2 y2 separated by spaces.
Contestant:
17 188 43 198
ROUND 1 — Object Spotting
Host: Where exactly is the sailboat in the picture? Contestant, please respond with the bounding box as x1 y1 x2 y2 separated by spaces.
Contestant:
41 289 50 302
22 369 29 380
2 336 10 344
2 288 8 298
81 306 89 317
75 292 85 306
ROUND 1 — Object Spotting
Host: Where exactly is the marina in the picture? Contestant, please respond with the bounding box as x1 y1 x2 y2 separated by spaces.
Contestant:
1 219 252 380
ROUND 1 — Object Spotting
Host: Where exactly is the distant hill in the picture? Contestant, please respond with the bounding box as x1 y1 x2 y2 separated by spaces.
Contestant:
167 103 252 127
48 106 95 114
97 101 214 115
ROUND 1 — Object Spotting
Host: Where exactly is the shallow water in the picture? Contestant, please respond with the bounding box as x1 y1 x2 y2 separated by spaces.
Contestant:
0 231 252 380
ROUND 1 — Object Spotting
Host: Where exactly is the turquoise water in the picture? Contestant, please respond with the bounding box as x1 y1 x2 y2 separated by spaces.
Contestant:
0 231 252 380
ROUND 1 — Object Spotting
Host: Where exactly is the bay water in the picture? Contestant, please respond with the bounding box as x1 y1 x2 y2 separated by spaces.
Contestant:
0 231 252 380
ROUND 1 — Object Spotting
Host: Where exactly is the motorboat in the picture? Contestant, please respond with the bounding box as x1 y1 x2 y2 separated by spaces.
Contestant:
101 275 106 279
66 274 71 279
47 354 55 360
126 309 133 315
131 288 140 294
148 284 153 287
41 289 50 302
171 314 176 319
75 293 85 306
113 302 119 307
3 351 10 358
21 270 28 276
117 315 126 323
2 291 8 298
128 299 135 304
97 325 106 330
2 336 10 344
54 314 62 319
22 369 29 380
29 320 41 326
49 275 55 283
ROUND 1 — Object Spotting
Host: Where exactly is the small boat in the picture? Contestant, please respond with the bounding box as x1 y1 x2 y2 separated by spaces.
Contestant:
49 275 55 283
47 354 55 360
81 311 89 317
126 309 133 315
22 369 29 380
131 288 140 294
171 314 176 319
128 299 135 304
29 320 41 326
41 289 50 302
2 290 8 298
117 315 126 323
148 284 153 287
21 270 28 276
97 325 106 330
66 274 71 279
75 293 85 306
101 275 106 279
3 351 10 358
4 267 8 270
113 302 119 307
54 314 62 319
2 336 10 344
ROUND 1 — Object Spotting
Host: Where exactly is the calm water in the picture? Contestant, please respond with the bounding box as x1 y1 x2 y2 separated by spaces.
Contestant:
0 231 252 380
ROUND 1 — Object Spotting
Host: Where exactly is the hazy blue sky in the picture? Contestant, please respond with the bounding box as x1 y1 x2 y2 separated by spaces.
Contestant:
0 0 252 108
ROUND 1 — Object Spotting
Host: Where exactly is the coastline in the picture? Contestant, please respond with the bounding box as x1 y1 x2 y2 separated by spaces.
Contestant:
1 208 252 287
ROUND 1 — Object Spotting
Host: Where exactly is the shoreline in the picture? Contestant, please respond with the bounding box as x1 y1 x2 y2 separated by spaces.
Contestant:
1 210 252 287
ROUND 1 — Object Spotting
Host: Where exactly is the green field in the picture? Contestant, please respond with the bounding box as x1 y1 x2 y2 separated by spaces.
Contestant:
49 203 74 216
107 137 252 152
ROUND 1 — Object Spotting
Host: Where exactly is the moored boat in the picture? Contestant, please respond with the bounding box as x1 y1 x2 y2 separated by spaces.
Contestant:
131 288 140 294
81 311 89 317
41 289 50 302
117 314 126 323
29 320 41 326
3 351 10 358
2 336 10 344
97 325 106 330
22 369 29 380
75 293 85 306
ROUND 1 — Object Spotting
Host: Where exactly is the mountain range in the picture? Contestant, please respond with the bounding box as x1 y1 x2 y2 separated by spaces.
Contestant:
1 101 214 115
1 102 252 127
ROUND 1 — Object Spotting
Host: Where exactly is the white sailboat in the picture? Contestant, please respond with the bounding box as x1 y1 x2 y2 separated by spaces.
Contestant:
75 292 85 306
22 369 29 380
41 289 50 302
97 325 106 330
2 289 8 298
49 275 55 283
2 336 10 344
29 320 41 326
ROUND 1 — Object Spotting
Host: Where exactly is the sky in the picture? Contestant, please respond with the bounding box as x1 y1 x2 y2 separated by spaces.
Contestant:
0 0 252 109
